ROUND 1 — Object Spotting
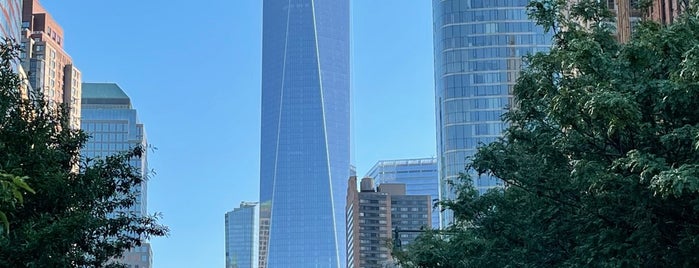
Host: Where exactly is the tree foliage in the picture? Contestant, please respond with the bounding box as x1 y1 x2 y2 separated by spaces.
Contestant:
397 0 699 267
0 41 168 267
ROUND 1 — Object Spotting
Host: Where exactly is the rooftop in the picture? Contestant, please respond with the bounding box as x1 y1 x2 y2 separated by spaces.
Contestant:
82 83 128 99
81 83 131 105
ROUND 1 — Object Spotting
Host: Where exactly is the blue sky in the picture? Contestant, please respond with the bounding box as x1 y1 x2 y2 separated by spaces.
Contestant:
42 1 435 267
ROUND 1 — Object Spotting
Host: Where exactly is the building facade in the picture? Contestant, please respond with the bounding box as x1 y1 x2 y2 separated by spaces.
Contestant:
433 0 552 226
598 0 643 43
346 177 431 268
20 0 81 128
0 0 28 96
225 202 260 268
648 0 690 25
259 1 350 267
597 0 690 43
257 202 270 268
80 83 151 268
0 0 21 42
365 158 440 228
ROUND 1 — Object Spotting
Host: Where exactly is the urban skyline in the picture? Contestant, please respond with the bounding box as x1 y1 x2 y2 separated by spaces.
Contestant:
3 0 692 265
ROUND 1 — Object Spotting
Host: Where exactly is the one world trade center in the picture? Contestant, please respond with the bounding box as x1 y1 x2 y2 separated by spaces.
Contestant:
258 0 350 267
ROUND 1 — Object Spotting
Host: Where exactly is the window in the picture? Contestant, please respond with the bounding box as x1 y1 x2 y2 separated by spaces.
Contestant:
485 23 497 33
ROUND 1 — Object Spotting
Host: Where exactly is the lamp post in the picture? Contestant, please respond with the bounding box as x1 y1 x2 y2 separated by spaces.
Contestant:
392 227 428 251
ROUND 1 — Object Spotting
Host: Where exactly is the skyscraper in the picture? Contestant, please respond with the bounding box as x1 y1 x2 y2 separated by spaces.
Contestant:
20 0 81 129
365 158 440 228
433 0 552 226
225 202 260 268
0 0 29 96
80 83 151 268
0 0 21 43
259 0 350 267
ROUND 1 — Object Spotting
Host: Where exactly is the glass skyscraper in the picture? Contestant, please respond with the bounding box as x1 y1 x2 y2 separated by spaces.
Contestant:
365 158 440 228
259 1 350 267
0 0 21 43
433 0 552 226
80 82 152 268
225 202 260 268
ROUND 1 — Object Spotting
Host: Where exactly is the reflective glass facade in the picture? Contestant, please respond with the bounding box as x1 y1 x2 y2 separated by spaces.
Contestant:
225 202 260 268
259 1 350 267
365 158 440 228
0 0 21 42
80 83 151 267
0 0 23 80
433 0 551 226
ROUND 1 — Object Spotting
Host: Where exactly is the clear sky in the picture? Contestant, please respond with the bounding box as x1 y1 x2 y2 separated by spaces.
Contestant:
41 1 435 267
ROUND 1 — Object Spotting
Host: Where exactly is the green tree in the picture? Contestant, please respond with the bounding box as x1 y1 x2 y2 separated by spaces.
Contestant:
0 41 35 235
397 0 699 267
0 41 168 267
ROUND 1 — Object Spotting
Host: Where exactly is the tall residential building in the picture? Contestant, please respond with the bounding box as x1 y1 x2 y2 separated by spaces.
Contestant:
432 0 552 226
365 158 440 228
259 1 350 267
80 83 151 268
346 177 431 268
20 0 81 129
225 202 260 268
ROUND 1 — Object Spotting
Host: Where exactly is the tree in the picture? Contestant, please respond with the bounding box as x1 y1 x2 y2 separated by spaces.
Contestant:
396 0 699 267
0 42 35 235
0 41 168 267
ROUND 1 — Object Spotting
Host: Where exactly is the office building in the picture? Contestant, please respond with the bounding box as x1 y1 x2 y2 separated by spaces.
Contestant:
365 158 439 228
80 83 151 268
433 0 552 226
225 202 260 268
20 0 81 129
259 1 350 267
346 177 431 268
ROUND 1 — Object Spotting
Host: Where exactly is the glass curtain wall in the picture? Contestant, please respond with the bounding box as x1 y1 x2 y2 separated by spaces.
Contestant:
433 0 552 226
259 1 350 267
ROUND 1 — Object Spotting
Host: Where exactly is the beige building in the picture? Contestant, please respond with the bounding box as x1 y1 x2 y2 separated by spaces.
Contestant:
20 0 81 128
346 177 431 268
